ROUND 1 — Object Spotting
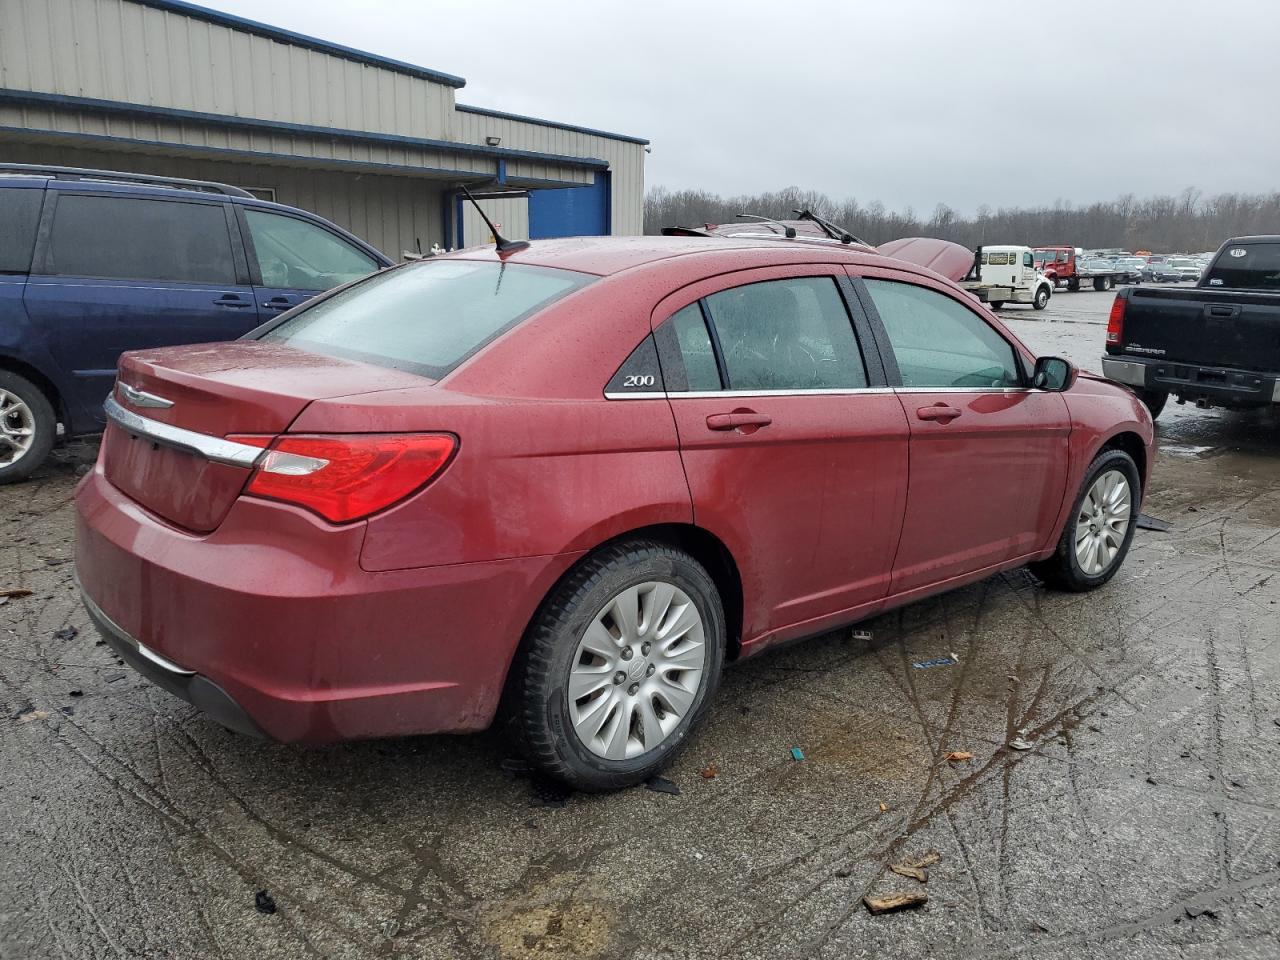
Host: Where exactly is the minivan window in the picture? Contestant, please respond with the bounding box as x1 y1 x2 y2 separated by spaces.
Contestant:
1204 243 1280 290
46 194 236 284
0 188 43 273
244 209 377 291
259 260 593 378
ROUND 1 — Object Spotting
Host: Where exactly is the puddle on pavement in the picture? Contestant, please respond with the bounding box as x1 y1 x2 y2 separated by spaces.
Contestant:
809 707 934 782
484 899 614 960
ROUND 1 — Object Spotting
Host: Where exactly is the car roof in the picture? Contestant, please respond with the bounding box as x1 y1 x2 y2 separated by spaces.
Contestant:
442 235 938 281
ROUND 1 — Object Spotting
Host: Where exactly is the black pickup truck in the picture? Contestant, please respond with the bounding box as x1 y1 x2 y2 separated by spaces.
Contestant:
1102 236 1280 418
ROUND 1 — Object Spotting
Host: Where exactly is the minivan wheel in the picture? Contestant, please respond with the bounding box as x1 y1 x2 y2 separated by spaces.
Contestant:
0 371 56 484
1030 449 1139 592
1033 286 1051 310
511 540 725 791
1139 389 1168 419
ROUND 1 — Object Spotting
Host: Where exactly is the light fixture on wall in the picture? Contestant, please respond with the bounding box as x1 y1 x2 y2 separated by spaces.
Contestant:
485 136 501 146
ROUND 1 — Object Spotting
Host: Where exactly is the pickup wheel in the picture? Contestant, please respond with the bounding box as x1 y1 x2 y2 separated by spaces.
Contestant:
1139 389 1168 420
1030 449 1140 592
0 371 56 485
1033 286 1051 310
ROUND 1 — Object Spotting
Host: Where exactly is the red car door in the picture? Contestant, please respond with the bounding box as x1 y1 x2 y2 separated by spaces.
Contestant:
651 266 910 649
854 269 1071 597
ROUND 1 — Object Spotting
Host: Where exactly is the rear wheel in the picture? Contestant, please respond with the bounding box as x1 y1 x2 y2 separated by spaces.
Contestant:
1067 278 1080 292
1030 449 1139 592
989 301 1005 311
0 371 56 485
510 540 726 791
1033 286 1051 310
1139 389 1168 419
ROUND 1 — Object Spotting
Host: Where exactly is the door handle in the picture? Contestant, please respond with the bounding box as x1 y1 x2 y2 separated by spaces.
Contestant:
213 294 251 308
261 297 294 312
706 411 773 433
916 403 962 422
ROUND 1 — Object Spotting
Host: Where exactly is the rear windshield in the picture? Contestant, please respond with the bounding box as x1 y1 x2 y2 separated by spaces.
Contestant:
1204 243 1280 291
257 259 594 378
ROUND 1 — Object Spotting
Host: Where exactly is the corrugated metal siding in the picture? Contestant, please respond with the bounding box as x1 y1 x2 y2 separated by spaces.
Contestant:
454 111 646 235
0 0 456 138
0 139 445 260
458 195 529 247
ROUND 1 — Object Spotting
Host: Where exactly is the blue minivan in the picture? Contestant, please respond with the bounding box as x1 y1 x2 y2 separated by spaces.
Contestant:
0 164 392 482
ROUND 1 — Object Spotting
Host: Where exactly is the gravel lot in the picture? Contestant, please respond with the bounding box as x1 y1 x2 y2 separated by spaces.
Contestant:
2 285 1278 960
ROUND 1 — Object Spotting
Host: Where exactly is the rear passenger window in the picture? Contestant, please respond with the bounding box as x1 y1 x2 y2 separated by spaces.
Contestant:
46 195 236 284
0 188 43 273
863 279 1021 389
704 277 867 390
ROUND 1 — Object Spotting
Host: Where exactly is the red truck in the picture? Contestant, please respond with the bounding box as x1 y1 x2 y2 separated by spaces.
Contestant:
1033 246 1128 292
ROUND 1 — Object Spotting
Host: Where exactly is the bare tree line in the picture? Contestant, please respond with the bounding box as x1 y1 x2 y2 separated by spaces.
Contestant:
644 185 1280 253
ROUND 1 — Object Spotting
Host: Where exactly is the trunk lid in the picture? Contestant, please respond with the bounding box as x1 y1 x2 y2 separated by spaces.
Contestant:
1119 287 1280 370
104 342 430 533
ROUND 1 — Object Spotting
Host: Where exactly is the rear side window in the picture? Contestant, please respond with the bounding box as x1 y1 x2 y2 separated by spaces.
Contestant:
863 279 1020 389
654 303 722 391
0 188 42 273
703 277 867 390
244 209 377 291
46 194 236 284
1205 243 1280 290
259 260 593 378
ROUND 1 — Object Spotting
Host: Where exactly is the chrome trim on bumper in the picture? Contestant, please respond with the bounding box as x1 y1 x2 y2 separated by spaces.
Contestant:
77 578 194 676
1101 358 1148 388
104 395 265 468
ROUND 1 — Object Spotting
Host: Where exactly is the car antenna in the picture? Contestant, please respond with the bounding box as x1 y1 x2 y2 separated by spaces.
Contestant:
792 209 868 247
734 214 796 239
459 184 529 255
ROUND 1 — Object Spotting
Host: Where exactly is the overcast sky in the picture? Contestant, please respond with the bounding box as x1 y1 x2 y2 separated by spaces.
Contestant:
209 0 1280 215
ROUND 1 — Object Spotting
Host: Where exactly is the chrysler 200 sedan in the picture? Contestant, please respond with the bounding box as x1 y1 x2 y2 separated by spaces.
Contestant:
75 237 1154 791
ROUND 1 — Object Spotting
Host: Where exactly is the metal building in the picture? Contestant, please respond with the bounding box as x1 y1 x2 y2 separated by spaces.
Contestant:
0 0 647 258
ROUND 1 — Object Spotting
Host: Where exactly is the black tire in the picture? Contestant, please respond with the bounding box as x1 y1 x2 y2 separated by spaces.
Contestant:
989 301 1005 311
1137 389 1168 419
0 370 56 485
509 539 726 792
1067 278 1080 292
1093 277 1107 292
1033 286 1051 310
1030 448 1141 592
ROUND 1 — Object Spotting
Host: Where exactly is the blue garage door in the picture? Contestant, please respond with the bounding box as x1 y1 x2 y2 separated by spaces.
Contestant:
528 172 611 239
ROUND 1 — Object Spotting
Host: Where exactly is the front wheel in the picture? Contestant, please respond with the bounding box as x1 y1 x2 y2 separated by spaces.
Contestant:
510 540 726 791
1030 449 1140 592
989 301 1005 311
0 371 56 485
1033 286 1051 310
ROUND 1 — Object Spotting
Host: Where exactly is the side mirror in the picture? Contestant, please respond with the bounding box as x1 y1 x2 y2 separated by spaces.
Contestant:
1033 356 1076 391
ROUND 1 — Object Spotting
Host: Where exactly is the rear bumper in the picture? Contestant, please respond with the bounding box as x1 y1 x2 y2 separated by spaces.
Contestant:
75 463 580 742
1101 356 1280 406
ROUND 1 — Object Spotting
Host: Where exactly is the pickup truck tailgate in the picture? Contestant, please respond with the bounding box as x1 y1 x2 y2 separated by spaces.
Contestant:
1121 286 1280 370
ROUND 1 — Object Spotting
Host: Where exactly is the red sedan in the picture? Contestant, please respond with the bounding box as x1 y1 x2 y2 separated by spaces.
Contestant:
75 237 1153 790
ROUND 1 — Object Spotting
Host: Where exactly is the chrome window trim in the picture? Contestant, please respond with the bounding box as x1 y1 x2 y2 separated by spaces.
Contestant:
104 395 265 468
604 386 1036 400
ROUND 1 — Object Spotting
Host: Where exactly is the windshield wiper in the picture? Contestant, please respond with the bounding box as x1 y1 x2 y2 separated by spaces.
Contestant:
792 209 868 246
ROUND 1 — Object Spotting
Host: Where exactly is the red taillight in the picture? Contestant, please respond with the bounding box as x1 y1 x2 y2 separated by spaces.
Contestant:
229 434 456 523
1106 296 1126 345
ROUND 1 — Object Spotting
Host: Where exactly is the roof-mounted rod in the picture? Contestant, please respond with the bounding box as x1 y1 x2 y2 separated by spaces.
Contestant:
734 213 796 238
459 184 529 255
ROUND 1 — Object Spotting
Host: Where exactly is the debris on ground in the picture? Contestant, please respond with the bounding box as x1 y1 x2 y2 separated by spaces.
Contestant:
53 627 79 642
790 747 805 761
59 706 74 716
69 690 83 697
104 672 126 683
645 776 680 796
944 751 973 763
850 629 873 641
864 891 928 914
380 919 401 938
879 802 888 813
0 589 33 600
1184 905 1218 920
15 708 48 724
834 867 853 878
1009 737 1034 751
890 863 928 882
1146 776 1158 785
913 655 959 669
699 763 718 779
1135 514 1172 532
902 851 941 870
254 890 277 914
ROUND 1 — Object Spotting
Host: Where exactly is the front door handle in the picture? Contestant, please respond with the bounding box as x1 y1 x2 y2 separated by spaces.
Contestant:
916 403 962 423
706 410 773 433
262 297 295 312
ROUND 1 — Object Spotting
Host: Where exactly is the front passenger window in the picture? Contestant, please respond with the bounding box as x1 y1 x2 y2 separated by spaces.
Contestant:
244 209 377 291
863 279 1021 389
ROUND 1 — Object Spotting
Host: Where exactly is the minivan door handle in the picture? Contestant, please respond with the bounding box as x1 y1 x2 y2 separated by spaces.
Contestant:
262 296 295 312
916 403 962 423
213 293 252 308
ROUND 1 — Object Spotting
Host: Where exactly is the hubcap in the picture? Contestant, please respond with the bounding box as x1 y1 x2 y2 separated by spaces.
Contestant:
1074 469 1132 576
0 389 36 467
567 581 707 761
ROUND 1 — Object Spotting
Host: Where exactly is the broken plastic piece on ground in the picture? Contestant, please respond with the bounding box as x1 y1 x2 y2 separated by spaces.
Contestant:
902 851 941 870
851 629 873 641
1136 514 1172 532
380 919 401 938
790 747 805 761
699 763 718 779
890 863 928 882
864 891 928 914
53 627 78 642
913 655 958 669
15 708 48 724
254 890 277 914
1009 737 1034 751
944 751 973 762
645 775 680 795
879 802 887 813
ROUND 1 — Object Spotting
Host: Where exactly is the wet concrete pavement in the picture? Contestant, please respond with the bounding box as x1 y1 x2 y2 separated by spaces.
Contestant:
2 288 1279 959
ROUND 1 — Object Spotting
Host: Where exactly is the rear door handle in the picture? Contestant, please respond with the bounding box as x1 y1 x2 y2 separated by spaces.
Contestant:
262 296 296 312
214 294 251 308
1204 304 1240 319
916 403 962 422
706 411 773 432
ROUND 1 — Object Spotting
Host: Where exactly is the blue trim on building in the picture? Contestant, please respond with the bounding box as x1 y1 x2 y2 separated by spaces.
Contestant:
132 0 466 88
496 160 507 185
456 103 649 145
455 194 466 248
0 89 611 171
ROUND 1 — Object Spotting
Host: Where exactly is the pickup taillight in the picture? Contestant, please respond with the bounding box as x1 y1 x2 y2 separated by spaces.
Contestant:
1106 296 1126 346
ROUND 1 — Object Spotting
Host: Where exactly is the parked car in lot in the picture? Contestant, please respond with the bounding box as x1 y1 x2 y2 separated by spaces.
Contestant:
0 164 390 482
1111 257 1147 284
1142 261 1182 283
1168 257 1203 283
75 236 1154 791
1103 235 1280 418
